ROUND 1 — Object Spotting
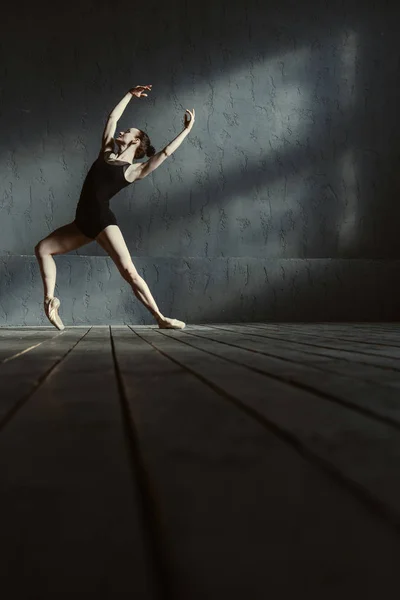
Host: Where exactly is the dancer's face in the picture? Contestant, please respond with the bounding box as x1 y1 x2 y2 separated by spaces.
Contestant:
115 127 141 147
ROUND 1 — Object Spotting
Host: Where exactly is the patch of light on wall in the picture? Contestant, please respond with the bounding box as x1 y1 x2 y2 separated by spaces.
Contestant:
144 44 315 258
144 165 311 259
148 45 314 183
337 29 359 254
338 30 358 110
337 148 359 253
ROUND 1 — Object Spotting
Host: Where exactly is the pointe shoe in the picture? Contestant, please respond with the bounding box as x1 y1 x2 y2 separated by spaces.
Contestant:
158 317 186 330
44 297 65 330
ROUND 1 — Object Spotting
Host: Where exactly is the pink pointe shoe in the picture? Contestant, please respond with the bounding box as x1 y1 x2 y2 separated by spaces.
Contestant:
158 316 186 330
44 297 65 331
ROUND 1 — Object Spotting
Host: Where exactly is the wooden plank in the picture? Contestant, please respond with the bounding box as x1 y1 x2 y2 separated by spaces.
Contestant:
243 330 400 357
0 327 158 600
0 329 90 425
0 329 46 337
109 326 400 599
242 322 400 331
208 324 400 371
140 328 400 524
241 323 400 347
224 322 400 343
211 324 400 360
0 329 63 362
201 325 400 387
243 322 400 337
174 327 400 426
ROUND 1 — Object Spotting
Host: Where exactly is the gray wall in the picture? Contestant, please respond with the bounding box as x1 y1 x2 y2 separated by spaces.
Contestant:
1 0 399 324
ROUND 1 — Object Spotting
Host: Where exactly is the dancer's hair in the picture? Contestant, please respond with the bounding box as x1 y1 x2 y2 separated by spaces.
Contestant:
135 130 156 159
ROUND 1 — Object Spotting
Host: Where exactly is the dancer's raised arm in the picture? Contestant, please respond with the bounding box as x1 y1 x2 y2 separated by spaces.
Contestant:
138 108 195 179
101 85 152 153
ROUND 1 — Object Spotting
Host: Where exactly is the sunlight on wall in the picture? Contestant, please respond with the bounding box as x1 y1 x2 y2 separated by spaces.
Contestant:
338 30 358 111
141 45 315 257
337 148 359 254
165 45 315 178
337 30 359 254
144 166 312 258
1 29 363 262
147 34 364 261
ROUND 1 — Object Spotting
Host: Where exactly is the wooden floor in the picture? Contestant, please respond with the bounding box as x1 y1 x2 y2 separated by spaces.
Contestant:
1 323 400 599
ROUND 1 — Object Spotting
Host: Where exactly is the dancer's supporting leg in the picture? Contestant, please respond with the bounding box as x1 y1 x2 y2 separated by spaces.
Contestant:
96 225 185 329
34 221 92 329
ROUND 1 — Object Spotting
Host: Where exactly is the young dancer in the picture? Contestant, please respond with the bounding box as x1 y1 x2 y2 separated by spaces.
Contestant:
34 84 195 330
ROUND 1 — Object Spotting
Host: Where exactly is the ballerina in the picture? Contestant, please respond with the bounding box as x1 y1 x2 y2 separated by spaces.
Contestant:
34 84 195 330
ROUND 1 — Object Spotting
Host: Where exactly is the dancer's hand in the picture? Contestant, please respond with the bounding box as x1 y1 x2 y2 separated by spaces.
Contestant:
184 108 195 130
129 85 152 98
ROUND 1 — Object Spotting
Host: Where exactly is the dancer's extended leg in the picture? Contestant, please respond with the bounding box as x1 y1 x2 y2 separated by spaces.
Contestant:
96 225 185 329
34 221 92 329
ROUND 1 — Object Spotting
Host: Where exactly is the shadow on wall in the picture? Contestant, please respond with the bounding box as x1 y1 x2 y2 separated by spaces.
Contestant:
1 255 399 326
179 260 399 323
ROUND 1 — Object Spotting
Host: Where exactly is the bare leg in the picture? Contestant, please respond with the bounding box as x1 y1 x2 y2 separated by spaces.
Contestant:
96 225 185 329
34 221 93 327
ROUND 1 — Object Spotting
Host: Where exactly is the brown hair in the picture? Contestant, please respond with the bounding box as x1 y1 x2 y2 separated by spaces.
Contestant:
135 130 156 159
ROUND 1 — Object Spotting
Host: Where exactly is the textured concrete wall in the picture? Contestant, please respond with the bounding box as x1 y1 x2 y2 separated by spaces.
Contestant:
1 256 399 325
1 0 399 324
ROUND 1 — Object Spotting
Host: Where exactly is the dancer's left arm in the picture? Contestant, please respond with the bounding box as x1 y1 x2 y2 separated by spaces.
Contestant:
138 108 195 179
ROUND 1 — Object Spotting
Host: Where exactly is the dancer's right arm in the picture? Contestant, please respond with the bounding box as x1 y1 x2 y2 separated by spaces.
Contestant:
101 86 152 153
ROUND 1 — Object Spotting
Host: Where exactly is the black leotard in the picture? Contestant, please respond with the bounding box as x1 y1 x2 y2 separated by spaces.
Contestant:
74 153 132 239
